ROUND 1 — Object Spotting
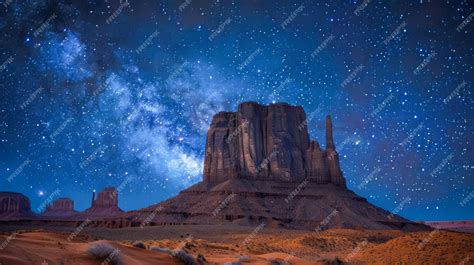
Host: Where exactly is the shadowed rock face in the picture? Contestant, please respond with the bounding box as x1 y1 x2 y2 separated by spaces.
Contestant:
0 192 37 220
46 198 74 211
203 102 345 187
93 187 118 207
82 187 123 218
124 102 431 231
42 197 78 218
0 192 31 213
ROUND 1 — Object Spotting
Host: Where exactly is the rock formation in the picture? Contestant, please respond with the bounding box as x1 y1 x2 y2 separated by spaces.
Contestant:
42 198 77 218
204 102 345 187
126 102 428 231
0 192 36 220
82 187 123 218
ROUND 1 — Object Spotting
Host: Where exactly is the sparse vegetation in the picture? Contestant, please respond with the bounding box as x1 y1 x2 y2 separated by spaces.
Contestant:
86 242 122 265
132 240 146 249
173 249 197 265
322 257 345 265
150 246 172 254
268 258 292 264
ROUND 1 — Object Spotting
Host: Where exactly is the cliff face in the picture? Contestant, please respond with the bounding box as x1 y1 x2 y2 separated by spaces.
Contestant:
203 102 346 187
82 187 123 218
46 198 74 211
0 192 31 213
42 197 78 218
0 192 36 220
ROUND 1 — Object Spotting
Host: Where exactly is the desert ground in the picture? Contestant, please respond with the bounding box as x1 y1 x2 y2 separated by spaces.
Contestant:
0 224 473 265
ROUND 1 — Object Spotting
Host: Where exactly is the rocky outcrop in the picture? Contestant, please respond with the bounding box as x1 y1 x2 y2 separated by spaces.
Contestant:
204 102 345 187
0 192 36 220
46 198 74 211
125 102 428 231
42 198 77 218
82 187 123 218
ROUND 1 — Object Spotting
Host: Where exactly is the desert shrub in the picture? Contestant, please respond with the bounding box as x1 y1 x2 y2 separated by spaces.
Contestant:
132 241 146 249
197 253 206 262
267 258 292 265
86 242 122 265
322 257 345 265
150 246 172 254
173 249 197 265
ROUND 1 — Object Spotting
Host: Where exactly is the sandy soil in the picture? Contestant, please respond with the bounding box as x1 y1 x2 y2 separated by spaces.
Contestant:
0 225 473 264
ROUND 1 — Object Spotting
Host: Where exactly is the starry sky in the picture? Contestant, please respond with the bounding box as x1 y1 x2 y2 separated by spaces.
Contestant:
0 0 472 221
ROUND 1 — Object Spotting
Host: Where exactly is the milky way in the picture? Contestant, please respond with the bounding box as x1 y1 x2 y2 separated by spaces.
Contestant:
0 0 472 221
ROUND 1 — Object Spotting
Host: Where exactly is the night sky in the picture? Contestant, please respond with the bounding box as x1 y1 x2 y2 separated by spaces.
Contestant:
0 0 472 221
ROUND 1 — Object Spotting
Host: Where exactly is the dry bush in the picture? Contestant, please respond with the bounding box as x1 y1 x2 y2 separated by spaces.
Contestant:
173 249 197 265
150 246 172 254
86 242 122 265
132 241 146 249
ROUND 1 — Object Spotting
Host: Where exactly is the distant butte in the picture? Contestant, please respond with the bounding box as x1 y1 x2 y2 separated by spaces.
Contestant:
0 192 37 220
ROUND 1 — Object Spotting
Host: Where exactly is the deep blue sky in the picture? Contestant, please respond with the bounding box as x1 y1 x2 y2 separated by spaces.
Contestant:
0 0 472 221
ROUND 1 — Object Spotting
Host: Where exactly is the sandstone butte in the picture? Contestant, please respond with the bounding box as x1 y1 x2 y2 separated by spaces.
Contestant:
126 102 427 231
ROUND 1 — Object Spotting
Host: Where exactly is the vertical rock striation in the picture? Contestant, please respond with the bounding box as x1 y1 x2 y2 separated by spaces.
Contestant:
203 102 346 187
45 198 74 211
0 192 32 214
